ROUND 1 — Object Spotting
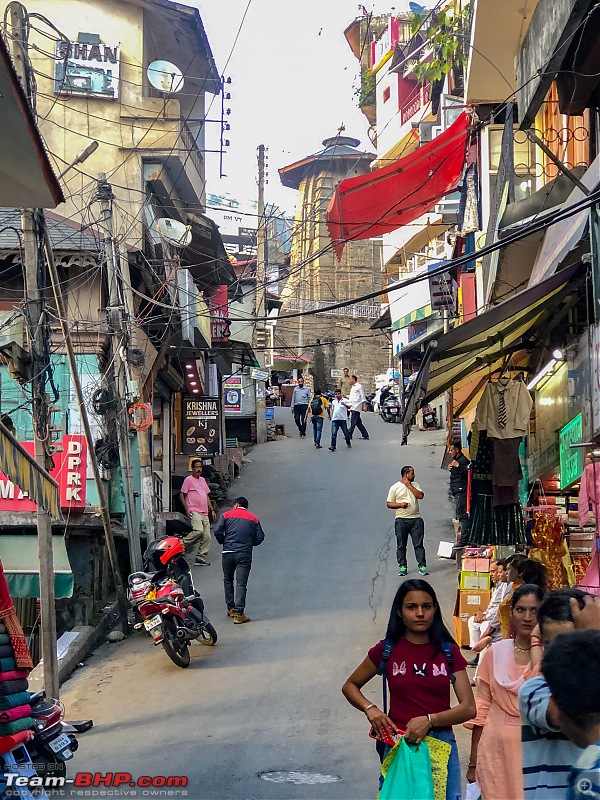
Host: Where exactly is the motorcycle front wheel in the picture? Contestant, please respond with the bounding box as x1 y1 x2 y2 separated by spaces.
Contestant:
197 617 217 646
161 618 190 668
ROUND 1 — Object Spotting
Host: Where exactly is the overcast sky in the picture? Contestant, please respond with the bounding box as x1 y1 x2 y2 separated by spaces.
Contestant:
185 0 395 215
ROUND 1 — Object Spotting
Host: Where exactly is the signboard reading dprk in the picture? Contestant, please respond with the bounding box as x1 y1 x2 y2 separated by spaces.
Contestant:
559 413 584 489
183 398 220 456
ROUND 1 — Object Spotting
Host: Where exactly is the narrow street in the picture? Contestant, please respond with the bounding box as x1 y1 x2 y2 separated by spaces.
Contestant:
58 411 463 800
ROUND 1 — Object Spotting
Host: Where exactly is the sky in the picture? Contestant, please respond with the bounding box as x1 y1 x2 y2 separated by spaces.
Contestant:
183 0 404 215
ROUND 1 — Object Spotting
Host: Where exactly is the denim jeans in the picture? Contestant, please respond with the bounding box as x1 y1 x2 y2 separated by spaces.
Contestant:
311 415 324 445
222 550 253 614
379 730 462 800
394 517 426 569
330 419 351 449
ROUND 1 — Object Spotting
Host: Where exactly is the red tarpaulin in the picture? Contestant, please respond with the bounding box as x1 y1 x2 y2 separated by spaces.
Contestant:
326 111 471 259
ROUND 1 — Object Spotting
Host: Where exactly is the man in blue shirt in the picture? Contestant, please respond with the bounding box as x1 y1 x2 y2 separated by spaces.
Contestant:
542 597 600 800
290 376 311 438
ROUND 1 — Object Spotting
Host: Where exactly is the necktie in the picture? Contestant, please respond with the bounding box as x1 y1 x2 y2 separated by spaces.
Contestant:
498 388 507 428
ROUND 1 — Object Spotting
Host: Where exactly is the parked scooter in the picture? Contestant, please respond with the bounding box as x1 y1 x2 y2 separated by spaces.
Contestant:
128 536 217 668
421 403 439 429
364 393 375 412
27 691 78 780
380 394 402 423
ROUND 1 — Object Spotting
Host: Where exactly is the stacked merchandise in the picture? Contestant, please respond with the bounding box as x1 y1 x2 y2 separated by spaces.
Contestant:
573 458 600 595
0 561 35 759
468 378 532 545
452 547 492 647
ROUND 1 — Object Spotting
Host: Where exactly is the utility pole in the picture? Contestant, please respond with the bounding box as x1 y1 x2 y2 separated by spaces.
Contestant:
22 210 60 699
9 4 59 697
254 145 267 444
96 174 143 573
41 225 130 634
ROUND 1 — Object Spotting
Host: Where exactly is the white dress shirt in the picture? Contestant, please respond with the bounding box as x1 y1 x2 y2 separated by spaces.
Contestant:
348 382 366 412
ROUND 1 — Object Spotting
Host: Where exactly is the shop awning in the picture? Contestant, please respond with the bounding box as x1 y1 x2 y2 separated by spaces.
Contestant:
370 307 391 330
0 535 73 599
398 324 444 358
272 354 311 371
403 260 586 425
210 340 259 371
0 421 61 520
326 112 471 259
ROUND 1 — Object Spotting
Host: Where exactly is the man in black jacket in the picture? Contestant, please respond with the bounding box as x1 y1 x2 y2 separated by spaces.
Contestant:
448 442 471 547
213 497 265 624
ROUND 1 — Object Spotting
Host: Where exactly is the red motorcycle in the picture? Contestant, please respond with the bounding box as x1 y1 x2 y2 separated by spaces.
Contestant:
128 536 217 668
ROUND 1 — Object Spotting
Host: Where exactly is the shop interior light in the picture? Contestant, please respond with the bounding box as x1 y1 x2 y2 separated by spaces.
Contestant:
552 349 564 360
527 359 557 390
189 381 197 386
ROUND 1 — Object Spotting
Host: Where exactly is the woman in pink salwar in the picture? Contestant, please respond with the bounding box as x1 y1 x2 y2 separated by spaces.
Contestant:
466 584 544 800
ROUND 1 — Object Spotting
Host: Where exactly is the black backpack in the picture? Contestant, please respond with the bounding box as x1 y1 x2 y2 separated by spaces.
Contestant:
310 397 323 415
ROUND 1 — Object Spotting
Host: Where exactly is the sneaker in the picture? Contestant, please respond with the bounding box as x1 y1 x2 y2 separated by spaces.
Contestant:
316 444 322 449
195 558 210 566
227 609 236 617
418 566 429 576
233 613 251 624
398 566 407 577
346 442 352 448
359 437 370 440
328 447 336 451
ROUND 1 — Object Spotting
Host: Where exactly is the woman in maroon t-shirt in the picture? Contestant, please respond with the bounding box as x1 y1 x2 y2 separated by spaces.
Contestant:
342 579 475 799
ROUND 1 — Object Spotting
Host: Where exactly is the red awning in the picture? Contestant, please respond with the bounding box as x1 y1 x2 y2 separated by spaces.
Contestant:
326 112 471 259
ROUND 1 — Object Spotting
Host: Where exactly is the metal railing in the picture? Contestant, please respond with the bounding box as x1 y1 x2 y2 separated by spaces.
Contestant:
179 120 204 179
283 297 380 319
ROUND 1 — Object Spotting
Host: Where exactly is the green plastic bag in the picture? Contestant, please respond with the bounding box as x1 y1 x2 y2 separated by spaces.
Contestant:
379 738 435 800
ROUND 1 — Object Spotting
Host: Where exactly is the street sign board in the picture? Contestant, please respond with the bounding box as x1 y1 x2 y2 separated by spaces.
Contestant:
183 398 220 456
331 369 343 378
250 368 269 381
559 413 584 489
223 376 242 413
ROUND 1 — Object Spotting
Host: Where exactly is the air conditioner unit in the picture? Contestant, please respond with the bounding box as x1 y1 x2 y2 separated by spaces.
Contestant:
0 312 24 351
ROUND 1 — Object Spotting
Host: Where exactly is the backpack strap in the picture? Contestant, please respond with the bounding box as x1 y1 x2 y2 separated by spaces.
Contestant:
441 641 456 685
378 638 394 714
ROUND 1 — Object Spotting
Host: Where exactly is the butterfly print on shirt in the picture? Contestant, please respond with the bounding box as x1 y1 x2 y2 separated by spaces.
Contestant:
432 663 447 677
392 661 407 676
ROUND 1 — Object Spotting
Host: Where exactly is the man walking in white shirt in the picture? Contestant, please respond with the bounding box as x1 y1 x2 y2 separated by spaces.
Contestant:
348 374 369 440
328 389 352 451
386 466 428 576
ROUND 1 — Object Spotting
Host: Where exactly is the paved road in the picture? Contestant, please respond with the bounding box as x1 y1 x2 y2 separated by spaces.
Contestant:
58 409 463 799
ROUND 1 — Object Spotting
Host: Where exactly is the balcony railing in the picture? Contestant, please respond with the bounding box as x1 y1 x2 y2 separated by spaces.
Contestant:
179 120 204 181
283 297 380 319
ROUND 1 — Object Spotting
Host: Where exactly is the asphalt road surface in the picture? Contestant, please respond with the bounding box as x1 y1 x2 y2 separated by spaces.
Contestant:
56 409 463 800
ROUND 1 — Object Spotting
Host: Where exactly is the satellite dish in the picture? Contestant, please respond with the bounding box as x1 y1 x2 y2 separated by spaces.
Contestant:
147 60 184 94
156 218 192 248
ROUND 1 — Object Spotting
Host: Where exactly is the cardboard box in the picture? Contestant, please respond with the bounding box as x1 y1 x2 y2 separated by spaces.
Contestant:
460 571 492 590
462 557 478 571
453 615 470 647
475 558 491 572
454 588 492 616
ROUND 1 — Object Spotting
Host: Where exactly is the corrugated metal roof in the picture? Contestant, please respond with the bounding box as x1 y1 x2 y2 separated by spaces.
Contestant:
0 209 101 253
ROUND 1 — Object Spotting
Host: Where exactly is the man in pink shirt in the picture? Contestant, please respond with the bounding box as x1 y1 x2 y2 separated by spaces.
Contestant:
179 459 215 566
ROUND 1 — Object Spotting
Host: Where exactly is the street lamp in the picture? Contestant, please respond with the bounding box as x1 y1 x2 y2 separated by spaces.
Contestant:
57 141 99 180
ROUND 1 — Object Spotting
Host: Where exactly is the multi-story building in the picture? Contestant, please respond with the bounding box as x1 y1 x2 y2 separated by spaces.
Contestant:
276 135 389 391
0 0 242 640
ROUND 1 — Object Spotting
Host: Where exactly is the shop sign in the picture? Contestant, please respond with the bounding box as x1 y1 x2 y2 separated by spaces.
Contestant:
210 285 231 342
223 376 242 413
592 323 600 437
250 368 269 381
0 434 87 511
559 413 584 489
182 398 220 456
400 83 430 125
55 38 120 99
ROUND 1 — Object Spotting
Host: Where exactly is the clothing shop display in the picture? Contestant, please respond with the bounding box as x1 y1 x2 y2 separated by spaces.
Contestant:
0 561 33 670
475 379 533 440
491 438 522 487
578 462 600 526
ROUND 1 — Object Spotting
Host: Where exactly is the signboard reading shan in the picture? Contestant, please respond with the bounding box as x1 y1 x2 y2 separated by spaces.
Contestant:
183 398 220 456
55 37 120 99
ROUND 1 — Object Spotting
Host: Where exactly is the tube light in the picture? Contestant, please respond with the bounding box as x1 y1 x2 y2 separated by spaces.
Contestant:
527 359 556 390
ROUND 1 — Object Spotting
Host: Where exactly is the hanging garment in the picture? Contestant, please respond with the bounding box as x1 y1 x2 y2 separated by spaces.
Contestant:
578 462 600 526
492 486 520 507
491 438 522 487
475 380 533 440
0 560 33 670
469 494 527 546
578 535 600 597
